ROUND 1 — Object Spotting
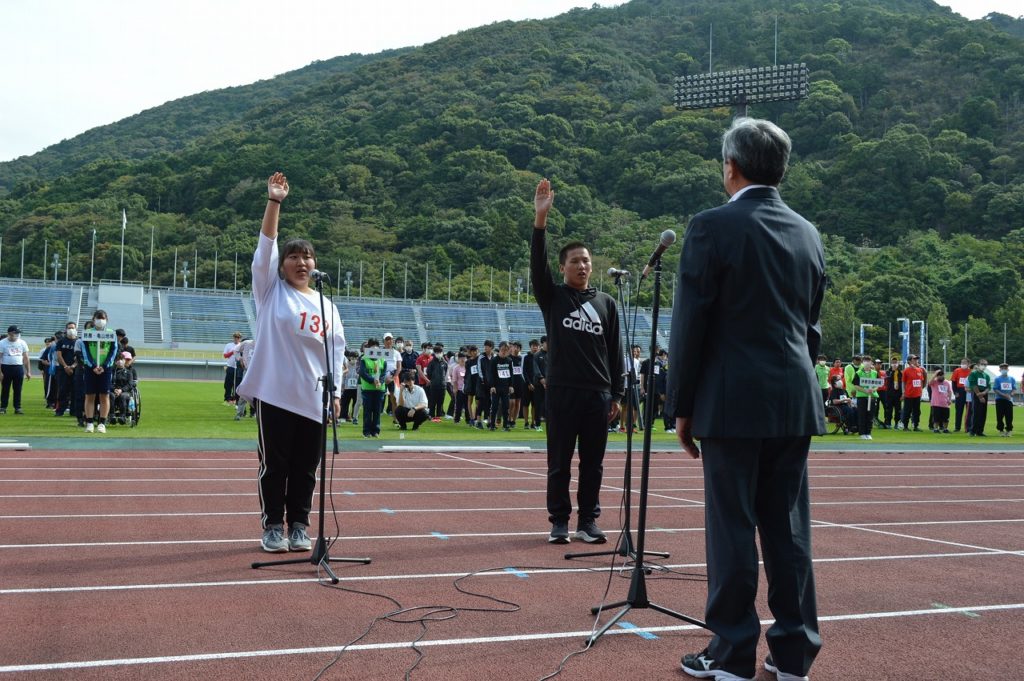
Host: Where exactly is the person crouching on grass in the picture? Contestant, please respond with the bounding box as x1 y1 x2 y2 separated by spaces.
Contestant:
236 172 345 554
395 370 429 430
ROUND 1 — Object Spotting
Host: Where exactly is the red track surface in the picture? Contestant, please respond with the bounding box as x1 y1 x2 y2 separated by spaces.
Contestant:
1 447 1022 680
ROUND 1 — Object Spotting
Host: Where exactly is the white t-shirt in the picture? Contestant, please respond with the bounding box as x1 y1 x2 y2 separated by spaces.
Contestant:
1 338 30 366
399 384 428 410
236 234 345 422
224 342 240 369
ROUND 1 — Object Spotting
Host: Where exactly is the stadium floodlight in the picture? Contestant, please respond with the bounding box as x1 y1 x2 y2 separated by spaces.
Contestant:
674 63 809 115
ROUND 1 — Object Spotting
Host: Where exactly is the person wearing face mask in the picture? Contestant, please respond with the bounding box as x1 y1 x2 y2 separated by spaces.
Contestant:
382 333 400 417
54 322 79 417
236 172 345 554
111 352 137 424
426 344 448 421
827 375 855 432
949 358 973 433
928 370 953 433
882 357 903 430
532 178 623 546
0 325 32 415
80 311 117 432
967 359 991 437
814 355 830 405
901 354 926 431
994 363 1015 437
851 357 879 440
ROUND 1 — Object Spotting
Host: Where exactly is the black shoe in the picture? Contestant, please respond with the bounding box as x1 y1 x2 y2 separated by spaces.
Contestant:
502 426 510 432
14 409 24 415
476 422 484 430
681 649 726 678
399 424 407 430
575 519 607 544
548 520 570 544
913 426 922 432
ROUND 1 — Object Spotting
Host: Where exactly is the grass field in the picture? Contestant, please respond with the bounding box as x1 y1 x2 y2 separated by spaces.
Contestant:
2 380 1019 445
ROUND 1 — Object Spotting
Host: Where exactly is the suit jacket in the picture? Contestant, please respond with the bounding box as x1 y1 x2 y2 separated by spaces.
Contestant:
665 186 826 438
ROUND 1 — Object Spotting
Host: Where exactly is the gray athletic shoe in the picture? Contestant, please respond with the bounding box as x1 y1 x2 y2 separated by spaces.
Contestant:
288 524 312 552
261 524 288 553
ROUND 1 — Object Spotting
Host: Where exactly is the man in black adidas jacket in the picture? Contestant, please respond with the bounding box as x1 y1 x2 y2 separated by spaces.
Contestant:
531 178 623 545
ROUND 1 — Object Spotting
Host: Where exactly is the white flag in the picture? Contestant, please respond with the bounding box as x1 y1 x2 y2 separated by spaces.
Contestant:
122 208 127 232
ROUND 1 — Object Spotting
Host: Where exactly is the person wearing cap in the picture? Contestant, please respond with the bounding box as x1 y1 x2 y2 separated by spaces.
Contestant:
901 354 926 431
111 351 137 421
382 333 400 416
994 363 1016 436
223 331 243 404
115 329 136 367
967 359 992 436
0 325 32 415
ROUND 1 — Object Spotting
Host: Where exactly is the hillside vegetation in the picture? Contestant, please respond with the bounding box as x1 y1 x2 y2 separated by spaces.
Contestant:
0 0 1022 360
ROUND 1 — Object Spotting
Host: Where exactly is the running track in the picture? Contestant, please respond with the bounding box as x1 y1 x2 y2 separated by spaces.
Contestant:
1 445 1022 680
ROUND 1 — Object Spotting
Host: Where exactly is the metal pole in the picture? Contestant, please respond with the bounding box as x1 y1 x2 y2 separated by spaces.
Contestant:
887 322 892 359
65 241 70 282
194 248 198 289
469 268 474 303
964 323 968 358
358 261 363 297
424 263 429 301
213 250 219 290
448 264 452 303
20 239 25 280
119 212 125 284
850 321 854 358
172 248 177 290
337 259 341 293
90 229 96 287
489 267 493 303
507 267 512 303
43 241 47 282
233 252 238 291
403 262 408 300
381 261 385 302
148 225 155 290
1004 323 1008 364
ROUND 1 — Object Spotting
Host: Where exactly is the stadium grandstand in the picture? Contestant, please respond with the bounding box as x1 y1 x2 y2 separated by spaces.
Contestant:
0 278 670 351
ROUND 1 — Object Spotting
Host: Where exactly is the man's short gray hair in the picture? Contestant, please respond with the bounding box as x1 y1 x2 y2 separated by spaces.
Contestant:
721 117 792 186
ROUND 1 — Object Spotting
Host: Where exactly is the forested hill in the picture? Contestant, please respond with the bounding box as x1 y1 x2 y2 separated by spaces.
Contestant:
0 48 408 187
1 0 1024 359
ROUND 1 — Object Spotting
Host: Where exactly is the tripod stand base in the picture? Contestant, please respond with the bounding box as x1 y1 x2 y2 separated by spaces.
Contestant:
587 601 706 646
565 528 669 561
251 537 370 584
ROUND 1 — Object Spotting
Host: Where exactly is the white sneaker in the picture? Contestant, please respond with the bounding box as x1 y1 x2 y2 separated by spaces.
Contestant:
97 423 106 434
85 422 94 433
860 434 870 440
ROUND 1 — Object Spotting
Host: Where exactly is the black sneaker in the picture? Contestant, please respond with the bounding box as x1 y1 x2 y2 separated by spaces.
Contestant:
575 519 607 544
765 654 809 680
548 520 570 544
680 649 724 678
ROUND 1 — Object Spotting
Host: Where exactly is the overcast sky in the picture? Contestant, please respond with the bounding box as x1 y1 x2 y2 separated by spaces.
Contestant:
1 0 1019 162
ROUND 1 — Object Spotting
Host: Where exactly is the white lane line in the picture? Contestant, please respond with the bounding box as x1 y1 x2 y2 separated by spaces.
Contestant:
434 451 706 505
814 519 1024 557
0 551 1013 596
1 603 1021 673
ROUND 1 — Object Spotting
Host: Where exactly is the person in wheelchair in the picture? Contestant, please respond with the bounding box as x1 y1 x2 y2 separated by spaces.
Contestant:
826 375 856 434
110 352 138 425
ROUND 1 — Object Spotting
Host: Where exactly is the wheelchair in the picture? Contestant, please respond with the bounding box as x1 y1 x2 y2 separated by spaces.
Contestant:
825 402 855 435
111 383 141 427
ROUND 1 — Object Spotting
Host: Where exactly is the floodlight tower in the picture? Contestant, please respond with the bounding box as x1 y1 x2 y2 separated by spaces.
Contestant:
675 63 809 117
859 323 873 355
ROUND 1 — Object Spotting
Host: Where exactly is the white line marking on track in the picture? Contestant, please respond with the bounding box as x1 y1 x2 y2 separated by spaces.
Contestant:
0 551 1014 596
813 519 1024 557
2 603 1021 673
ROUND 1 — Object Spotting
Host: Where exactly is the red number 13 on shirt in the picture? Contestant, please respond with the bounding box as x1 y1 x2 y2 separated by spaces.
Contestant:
298 312 329 338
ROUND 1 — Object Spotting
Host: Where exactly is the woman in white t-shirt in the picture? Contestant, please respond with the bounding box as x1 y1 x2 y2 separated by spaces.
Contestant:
236 172 345 554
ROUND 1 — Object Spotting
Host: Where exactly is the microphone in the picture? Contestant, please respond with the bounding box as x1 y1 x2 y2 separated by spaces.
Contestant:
640 229 677 279
309 269 330 281
607 267 631 279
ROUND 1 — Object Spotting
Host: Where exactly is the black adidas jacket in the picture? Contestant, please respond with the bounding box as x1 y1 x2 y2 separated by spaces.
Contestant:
530 229 624 400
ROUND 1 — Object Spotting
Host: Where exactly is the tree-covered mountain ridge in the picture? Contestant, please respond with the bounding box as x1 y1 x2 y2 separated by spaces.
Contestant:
1 0 1023 359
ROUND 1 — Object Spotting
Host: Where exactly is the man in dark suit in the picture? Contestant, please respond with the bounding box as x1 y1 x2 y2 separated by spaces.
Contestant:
666 117 825 681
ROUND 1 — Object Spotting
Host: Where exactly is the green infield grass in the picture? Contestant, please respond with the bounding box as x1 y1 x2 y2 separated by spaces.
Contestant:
1 379 1019 446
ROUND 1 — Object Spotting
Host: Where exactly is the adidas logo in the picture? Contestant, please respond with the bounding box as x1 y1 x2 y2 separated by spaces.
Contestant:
562 302 603 335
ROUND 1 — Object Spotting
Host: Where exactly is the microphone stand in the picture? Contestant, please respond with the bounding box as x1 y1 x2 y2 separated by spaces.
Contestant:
252 275 370 583
565 270 668 564
586 257 706 646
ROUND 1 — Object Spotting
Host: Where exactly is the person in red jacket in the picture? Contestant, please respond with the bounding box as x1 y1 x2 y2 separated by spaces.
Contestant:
901 354 926 431
949 358 972 432
828 358 845 389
